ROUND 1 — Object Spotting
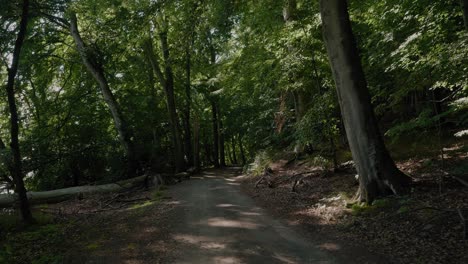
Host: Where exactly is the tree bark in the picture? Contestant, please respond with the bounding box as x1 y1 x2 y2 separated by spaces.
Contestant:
284 0 307 153
320 0 411 203
239 135 246 166
4 0 34 223
211 101 220 168
462 0 468 30
218 106 226 167
159 31 186 172
144 36 185 172
226 143 234 165
283 0 297 21
193 114 201 172
69 13 137 178
231 136 238 165
183 48 193 167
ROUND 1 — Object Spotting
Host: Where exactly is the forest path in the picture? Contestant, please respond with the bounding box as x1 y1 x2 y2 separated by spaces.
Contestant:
167 167 334 264
66 168 383 263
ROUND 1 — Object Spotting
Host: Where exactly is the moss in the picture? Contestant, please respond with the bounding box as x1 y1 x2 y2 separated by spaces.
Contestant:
371 198 393 208
351 203 377 216
350 198 394 216
86 242 100 250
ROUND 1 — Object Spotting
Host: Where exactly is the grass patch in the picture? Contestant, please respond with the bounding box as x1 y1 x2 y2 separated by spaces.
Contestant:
248 150 273 176
130 201 155 210
0 214 67 264
85 242 100 250
350 198 400 216
151 189 164 201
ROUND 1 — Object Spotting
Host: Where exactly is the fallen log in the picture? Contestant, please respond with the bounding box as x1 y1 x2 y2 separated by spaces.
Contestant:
0 175 149 208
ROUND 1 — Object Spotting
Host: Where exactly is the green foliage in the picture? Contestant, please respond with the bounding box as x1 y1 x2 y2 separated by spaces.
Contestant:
248 151 273 177
295 92 339 149
351 198 398 216
0 219 66 264
351 203 377 216
151 189 164 200
0 0 466 196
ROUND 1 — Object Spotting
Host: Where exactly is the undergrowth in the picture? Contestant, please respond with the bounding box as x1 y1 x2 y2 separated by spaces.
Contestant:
0 211 67 264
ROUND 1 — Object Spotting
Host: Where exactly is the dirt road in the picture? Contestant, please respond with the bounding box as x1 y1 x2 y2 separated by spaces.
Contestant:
168 167 335 263
67 168 383 263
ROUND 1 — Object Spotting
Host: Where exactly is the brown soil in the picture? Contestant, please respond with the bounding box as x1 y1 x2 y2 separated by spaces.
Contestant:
239 145 468 264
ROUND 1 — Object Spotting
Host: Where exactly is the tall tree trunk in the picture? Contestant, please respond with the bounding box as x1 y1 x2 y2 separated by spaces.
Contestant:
183 48 193 167
218 107 226 167
226 142 234 165
203 139 213 166
144 36 185 172
193 114 201 172
232 136 238 165
211 101 220 168
320 0 411 203
283 0 297 21
70 13 137 178
293 91 307 122
159 31 186 172
238 135 246 166
4 0 34 223
284 0 307 153
462 0 468 30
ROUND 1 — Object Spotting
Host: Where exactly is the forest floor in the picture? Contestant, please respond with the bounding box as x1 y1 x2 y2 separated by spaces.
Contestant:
1 168 384 264
240 139 468 264
1 138 467 263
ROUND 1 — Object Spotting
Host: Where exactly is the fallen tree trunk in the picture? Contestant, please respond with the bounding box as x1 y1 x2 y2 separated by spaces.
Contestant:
0 175 148 208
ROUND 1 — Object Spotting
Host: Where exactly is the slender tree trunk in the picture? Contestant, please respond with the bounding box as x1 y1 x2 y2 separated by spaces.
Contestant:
70 13 137 178
284 0 307 153
144 37 185 172
211 101 220 168
462 0 468 30
320 0 411 203
218 107 226 167
159 31 186 172
203 139 213 166
284 0 301 122
226 143 234 165
232 136 238 165
183 48 193 167
193 114 201 172
293 91 307 122
239 135 246 166
4 0 34 223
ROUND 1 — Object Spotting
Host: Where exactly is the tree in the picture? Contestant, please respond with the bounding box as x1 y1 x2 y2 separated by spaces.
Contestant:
319 0 411 202
462 0 468 30
144 17 186 172
69 12 137 178
4 0 34 223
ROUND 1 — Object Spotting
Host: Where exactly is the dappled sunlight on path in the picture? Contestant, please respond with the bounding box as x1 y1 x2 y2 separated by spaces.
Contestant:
167 168 335 264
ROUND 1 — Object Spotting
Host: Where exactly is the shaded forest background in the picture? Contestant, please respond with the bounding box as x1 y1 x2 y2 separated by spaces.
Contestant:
0 0 467 214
